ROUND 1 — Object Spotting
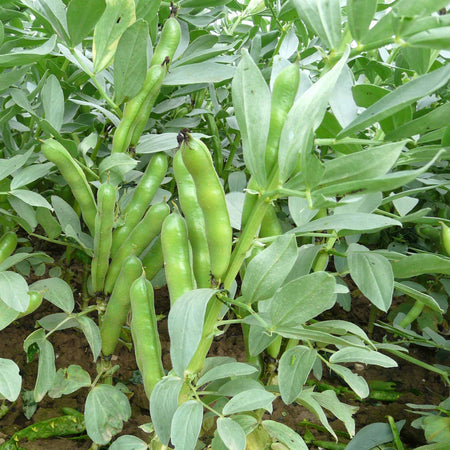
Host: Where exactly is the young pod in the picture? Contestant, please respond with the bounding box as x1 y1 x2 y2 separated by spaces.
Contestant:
104 202 170 294
130 276 164 397
111 153 168 256
150 15 181 67
161 212 194 304
173 151 211 288
91 182 116 293
100 255 142 356
0 231 17 264
141 236 164 282
41 139 97 235
179 131 232 281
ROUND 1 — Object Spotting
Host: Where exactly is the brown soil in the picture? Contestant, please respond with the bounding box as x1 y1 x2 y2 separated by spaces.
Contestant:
0 270 447 449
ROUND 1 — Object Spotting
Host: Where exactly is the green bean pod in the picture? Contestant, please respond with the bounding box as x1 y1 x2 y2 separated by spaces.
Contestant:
91 182 116 293
17 291 43 318
41 139 97 235
104 202 170 294
111 64 167 154
161 212 194 304
111 153 168 256
130 276 164 398
150 15 181 67
440 221 450 256
173 151 211 288
141 236 164 282
0 231 17 264
180 131 232 281
100 255 142 356
265 62 300 174
259 204 282 238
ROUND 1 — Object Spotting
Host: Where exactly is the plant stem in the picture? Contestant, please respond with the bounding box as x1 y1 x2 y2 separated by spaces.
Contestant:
387 415 405 450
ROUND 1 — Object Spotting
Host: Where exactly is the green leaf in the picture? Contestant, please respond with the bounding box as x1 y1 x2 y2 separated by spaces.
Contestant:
0 299 20 330
329 364 369 399
11 163 54 190
390 253 450 278
93 0 135 73
171 400 203 450
248 324 278 356
150 377 184 446
67 0 106 46
0 150 33 182
293 213 401 235
48 365 91 398
320 141 405 185
109 435 148 450
223 389 276 415
135 133 179 154
394 282 443 313
85 384 131 445
218 378 265 397
10 189 53 210
41 75 64 132
196 362 258 387
217 417 246 450
284 244 322 282
0 271 29 312
278 345 317 404
346 421 406 450
77 316 102 361
168 289 217 377
270 272 336 328
405 27 450 50
386 103 450 140
29 277 74 313
278 48 349 182
330 347 398 368
232 49 271 187
242 234 298 303
340 64 450 137
348 0 377 42
164 61 236 85
0 358 22 401
262 420 308 450
348 243 394 312
393 0 450 17
292 0 342 50
423 415 450 443
114 19 148 105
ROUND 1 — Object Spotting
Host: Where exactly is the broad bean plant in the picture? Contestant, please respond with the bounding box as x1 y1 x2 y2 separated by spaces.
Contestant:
0 0 449 449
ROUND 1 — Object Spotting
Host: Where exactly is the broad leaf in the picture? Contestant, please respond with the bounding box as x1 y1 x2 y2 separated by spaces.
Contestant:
171 400 203 450
77 316 102 361
67 0 106 46
49 365 91 398
262 420 308 450
390 253 450 278
30 277 74 313
348 0 377 41
196 362 258 387
164 62 236 85
0 35 57 67
0 271 29 312
217 417 246 450
0 358 22 401
330 347 398 368
346 421 406 450
329 364 369 399
223 389 276 415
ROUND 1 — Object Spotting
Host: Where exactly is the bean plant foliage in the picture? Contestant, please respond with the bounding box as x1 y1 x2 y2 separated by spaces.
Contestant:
0 0 449 449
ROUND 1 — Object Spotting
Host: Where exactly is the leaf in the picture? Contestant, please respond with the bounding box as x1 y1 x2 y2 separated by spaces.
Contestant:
85 384 131 445
0 358 22 401
405 27 450 50
93 0 135 73
10 189 53 210
262 420 308 450
135 133 179 154
394 282 443 313
329 65 358 128
232 49 271 187
393 0 449 17
390 253 450 278
196 362 258 387
171 400 203 450
284 244 322 282
168 289 217 377
339 64 450 137
67 0 106 46
48 365 91 398
330 347 398 368
242 234 298 303
346 421 406 450
293 213 401 235
278 48 349 182
423 415 450 443
348 243 394 312
217 417 246 450
41 75 64 132
164 61 236 85
223 389 276 415
329 364 370 399
278 346 317 404
29 277 74 313
270 272 336 328
0 271 29 312
348 0 377 41
0 35 56 68
109 435 148 450
0 299 20 330
0 150 33 182
11 163 54 190
292 0 342 50
150 377 184 446
248 323 278 356
114 19 148 105
77 316 102 360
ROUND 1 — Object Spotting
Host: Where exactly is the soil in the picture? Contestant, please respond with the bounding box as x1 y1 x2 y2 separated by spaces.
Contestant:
0 258 448 449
